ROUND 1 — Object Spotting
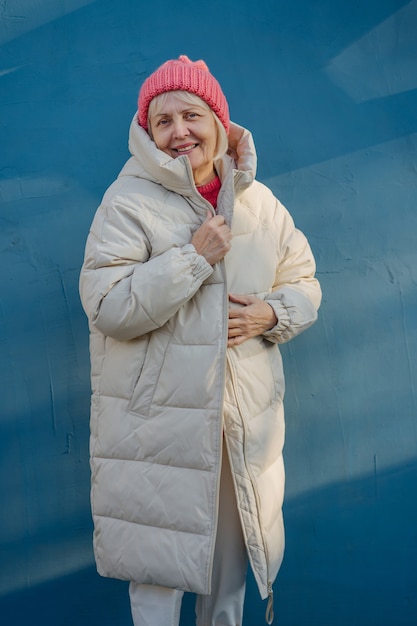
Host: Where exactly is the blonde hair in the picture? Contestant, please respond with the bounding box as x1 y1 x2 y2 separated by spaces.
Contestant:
148 90 229 161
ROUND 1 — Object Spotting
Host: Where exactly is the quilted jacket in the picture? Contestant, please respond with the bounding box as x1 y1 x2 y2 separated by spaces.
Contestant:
79 116 321 604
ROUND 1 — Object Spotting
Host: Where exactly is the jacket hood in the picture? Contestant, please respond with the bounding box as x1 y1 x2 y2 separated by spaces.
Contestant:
119 114 257 198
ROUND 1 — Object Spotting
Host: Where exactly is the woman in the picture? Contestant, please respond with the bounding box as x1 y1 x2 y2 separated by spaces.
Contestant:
79 55 321 626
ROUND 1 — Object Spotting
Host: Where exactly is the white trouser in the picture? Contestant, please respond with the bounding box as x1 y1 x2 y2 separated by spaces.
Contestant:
129 444 248 626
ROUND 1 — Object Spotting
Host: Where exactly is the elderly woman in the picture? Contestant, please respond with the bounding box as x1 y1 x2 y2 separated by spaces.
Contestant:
79 55 321 626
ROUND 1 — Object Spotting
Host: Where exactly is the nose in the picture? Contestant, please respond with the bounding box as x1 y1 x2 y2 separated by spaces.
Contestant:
172 118 189 139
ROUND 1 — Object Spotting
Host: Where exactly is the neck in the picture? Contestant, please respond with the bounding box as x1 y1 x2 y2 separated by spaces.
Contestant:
193 165 216 187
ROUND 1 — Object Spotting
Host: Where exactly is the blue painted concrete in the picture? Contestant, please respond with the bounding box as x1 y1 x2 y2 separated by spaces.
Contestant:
1 0 416 624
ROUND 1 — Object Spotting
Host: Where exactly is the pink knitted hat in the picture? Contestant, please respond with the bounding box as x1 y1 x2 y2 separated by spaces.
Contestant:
137 55 230 134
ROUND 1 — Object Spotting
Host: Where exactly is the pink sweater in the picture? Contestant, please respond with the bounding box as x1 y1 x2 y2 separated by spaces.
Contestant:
197 175 221 209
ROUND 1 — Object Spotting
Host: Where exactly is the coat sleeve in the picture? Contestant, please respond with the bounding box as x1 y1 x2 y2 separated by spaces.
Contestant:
262 198 321 344
79 200 213 341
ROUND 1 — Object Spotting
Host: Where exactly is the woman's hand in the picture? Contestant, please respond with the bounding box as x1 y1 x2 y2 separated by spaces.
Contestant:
191 211 232 265
228 293 278 347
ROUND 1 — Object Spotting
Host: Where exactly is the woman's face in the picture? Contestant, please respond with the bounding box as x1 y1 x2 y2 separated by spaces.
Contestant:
149 92 218 186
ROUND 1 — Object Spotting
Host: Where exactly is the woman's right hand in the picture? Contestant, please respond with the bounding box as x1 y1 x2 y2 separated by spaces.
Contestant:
191 211 232 265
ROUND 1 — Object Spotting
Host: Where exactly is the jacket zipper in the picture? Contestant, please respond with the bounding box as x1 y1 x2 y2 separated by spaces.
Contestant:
266 581 274 625
226 352 275 624
206 257 229 592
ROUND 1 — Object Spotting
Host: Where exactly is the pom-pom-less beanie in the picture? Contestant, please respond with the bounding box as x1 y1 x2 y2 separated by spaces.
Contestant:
137 55 230 134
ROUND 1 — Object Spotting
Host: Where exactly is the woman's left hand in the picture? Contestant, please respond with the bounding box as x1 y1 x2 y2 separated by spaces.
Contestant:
227 294 278 347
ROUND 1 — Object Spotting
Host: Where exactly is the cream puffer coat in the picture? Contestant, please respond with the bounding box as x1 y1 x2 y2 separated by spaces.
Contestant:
79 116 321 607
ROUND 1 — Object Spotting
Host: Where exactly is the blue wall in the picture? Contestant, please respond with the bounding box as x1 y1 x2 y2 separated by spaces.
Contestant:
1 1 416 624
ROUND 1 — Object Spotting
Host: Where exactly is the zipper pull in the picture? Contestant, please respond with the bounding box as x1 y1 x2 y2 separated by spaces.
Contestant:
265 581 274 624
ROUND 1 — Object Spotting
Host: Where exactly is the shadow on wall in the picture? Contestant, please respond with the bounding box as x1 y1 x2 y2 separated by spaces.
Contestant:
0 459 416 625
276 459 417 626
0 565 132 626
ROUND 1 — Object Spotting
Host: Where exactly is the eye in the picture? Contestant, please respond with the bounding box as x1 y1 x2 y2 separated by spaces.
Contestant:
185 112 199 120
157 118 170 126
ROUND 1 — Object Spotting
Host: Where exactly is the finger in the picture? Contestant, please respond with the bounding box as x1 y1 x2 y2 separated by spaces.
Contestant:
228 308 243 320
228 334 245 347
218 223 231 234
229 293 251 305
228 324 242 336
228 321 239 332
211 214 226 226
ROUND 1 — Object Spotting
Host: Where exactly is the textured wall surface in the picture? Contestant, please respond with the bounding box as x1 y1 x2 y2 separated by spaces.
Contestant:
1 1 416 624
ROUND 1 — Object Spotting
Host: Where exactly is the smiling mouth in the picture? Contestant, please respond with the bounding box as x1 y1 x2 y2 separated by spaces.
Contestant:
173 144 198 154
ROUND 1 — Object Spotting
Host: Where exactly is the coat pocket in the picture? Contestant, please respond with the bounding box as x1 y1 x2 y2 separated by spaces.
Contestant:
128 330 172 417
228 337 285 417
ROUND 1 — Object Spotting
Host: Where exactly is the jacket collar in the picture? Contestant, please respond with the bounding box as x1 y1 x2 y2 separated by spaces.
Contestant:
120 114 257 200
